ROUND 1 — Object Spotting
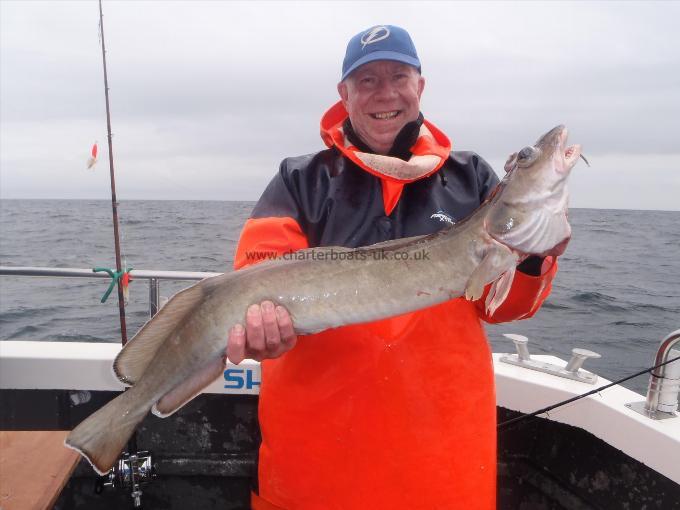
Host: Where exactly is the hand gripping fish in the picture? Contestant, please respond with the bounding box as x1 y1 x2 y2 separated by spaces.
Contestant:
66 125 585 474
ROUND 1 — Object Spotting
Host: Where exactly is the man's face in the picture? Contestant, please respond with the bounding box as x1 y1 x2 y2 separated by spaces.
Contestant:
338 60 425 155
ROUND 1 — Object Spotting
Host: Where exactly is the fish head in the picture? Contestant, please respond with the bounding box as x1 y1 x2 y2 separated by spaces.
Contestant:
485 125 583 257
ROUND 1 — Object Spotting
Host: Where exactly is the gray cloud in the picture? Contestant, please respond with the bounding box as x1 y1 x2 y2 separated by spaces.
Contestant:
1 1 678 209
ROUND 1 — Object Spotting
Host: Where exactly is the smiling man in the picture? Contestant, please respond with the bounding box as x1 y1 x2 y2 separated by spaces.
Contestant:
338 58 424 155
230 25 557 510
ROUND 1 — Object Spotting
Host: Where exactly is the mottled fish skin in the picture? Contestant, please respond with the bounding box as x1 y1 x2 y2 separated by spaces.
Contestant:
65 126 583 475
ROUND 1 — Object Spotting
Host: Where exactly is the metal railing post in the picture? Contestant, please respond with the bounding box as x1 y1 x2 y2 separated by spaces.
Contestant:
645 329 680 415
628 329 680 420
149 278 160 318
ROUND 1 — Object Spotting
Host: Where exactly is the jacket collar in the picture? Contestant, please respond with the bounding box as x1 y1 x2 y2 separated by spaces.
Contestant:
342 113 423 162
320 101 452 183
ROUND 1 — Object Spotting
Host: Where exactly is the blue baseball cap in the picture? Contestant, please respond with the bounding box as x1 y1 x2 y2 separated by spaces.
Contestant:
341 25 421 81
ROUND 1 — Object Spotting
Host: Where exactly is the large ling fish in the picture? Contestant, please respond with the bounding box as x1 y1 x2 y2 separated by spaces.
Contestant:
66 125 585 474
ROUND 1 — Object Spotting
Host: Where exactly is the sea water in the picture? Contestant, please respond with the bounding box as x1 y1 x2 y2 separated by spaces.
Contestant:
1 200 678 394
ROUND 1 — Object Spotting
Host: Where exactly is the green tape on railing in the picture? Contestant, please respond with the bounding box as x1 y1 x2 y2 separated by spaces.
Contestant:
92 267 133 303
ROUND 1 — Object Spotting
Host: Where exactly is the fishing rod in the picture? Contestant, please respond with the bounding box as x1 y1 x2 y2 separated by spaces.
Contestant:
498 354 680 431
97 0 128 345
96 7 146 507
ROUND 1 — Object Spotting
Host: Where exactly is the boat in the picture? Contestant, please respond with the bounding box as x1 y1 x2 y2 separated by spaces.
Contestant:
0 266 678 509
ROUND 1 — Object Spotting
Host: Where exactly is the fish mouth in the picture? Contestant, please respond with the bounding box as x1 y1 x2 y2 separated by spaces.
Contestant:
564 143 582 168
548 126 582 173
558 126 581 170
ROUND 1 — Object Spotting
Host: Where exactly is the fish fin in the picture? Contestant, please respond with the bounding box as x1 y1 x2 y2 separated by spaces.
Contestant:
485 266 516 316
152 356 226 418
114 282 206 385
465 243 518 302
65 388 150 475
464 265 487 302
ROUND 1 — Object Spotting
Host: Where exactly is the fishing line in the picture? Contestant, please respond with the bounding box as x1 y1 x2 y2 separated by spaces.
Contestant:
497 354 680 431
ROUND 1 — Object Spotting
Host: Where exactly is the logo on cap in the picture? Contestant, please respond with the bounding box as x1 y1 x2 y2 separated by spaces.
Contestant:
360 26 390 49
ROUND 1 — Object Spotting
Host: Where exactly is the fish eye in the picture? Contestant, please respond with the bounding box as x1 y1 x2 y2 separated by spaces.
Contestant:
518 146 535 160
516 146 539 167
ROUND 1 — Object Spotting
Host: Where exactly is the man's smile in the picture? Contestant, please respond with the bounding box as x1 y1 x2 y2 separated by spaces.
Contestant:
370 110 401 120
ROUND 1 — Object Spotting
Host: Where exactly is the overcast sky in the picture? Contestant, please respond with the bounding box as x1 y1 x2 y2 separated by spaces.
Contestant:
1 1 678 210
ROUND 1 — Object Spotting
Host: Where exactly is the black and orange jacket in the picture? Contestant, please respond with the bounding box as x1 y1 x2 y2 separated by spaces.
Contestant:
235 102 557 510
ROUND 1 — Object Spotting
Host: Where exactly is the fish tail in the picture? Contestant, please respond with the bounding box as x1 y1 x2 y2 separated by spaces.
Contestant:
64 387 150 475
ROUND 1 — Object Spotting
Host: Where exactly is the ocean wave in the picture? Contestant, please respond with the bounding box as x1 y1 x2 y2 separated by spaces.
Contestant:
188 256 219 262
610 320 655 327
625 302 673 314
9 324 41 337
0 305 74 322
582 228 619 235
571 291 617 303
49 334 113 343
568 291 669 314
581 262 608 270
569 291 628 312
540 301 572 311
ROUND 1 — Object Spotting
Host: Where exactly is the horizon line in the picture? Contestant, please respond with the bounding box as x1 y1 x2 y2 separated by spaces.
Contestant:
0 197 678 214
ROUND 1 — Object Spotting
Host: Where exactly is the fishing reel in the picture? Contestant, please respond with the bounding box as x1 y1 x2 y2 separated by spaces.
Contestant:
95 450 155 508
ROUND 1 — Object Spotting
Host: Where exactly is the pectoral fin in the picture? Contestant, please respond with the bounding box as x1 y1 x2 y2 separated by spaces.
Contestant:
485 265 516 316
152 356 225 418
465 242 519 302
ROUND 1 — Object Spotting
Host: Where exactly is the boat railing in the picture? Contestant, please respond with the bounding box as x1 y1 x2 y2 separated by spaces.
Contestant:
628 329 680 420
0 266 220 318
2 266 678 422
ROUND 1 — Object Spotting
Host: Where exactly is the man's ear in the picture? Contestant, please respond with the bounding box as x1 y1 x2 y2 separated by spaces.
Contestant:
417 75 425 99
337 81 349 107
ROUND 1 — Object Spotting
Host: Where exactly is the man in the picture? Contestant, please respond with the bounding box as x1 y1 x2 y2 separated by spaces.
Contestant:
229 25 557 510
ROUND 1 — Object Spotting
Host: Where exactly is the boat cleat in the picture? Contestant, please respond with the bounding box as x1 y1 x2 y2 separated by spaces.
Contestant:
500 334 600 384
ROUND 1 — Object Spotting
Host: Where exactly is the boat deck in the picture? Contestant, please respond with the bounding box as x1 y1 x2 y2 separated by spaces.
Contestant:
0 431 79 510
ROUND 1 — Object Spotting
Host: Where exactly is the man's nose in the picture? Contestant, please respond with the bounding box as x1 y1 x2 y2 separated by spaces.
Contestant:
374 79 398 100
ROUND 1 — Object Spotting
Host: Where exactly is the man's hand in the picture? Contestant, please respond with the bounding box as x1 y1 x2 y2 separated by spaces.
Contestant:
226 301 297 364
